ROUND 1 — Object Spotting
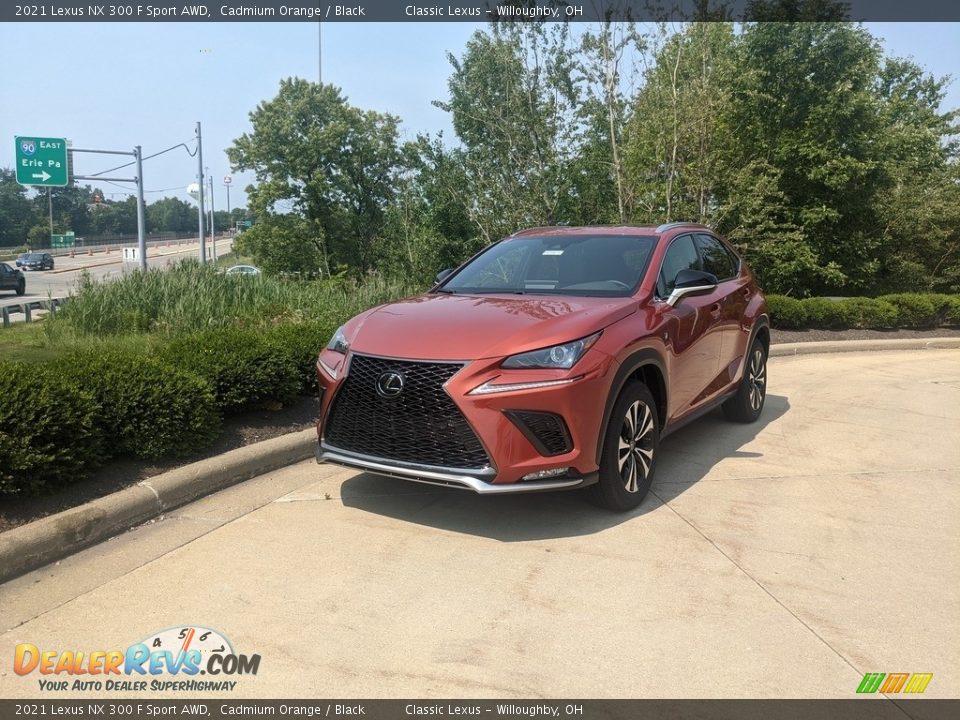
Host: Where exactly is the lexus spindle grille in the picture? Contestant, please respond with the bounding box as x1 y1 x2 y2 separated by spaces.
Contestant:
324 354 491 469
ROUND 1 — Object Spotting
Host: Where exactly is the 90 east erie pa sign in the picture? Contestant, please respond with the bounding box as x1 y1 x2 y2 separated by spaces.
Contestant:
15 136 68 187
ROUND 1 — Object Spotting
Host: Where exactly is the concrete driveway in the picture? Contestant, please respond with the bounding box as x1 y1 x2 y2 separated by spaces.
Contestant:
1 349 957 699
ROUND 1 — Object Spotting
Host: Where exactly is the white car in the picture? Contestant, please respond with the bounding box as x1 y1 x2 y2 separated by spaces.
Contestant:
225 264 261 276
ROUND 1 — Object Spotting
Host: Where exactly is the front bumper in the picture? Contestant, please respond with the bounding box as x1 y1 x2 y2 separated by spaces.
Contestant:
316 442 597 494
315 348 616 491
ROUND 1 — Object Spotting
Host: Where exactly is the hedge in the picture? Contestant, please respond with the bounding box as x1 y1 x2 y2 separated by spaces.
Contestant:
260 319 337 395
158 327 301 412
57 347 221 460
767 293 960 330
0 362 103 495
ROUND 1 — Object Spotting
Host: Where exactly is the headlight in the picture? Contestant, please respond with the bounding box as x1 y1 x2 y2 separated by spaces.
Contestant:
326 326 350 354
501 332 601 370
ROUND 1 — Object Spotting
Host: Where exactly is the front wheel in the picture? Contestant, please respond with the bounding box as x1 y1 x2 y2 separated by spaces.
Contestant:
586 381 660 512
722 339 767 423
15 280 25 296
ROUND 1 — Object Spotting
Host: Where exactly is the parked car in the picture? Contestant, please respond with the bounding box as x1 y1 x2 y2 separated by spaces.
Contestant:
19 253 54 271
0 263 26 296
225 264 261 276
14 252 29 268
314 223 769 511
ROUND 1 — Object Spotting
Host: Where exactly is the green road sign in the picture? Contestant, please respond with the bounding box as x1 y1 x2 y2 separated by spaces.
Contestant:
51 231 76 249
15 136 68 187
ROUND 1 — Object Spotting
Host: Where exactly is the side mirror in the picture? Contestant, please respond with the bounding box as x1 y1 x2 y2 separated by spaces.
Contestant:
435 268 455 284
666 269 718 307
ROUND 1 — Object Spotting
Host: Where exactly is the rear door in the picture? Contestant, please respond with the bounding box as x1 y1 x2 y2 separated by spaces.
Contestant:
0 263 15 290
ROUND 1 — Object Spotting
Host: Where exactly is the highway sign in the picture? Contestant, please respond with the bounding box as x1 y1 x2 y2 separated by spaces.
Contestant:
15 136 69 187
223 175 232 185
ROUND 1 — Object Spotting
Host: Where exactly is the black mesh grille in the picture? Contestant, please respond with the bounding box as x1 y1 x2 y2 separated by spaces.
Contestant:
324 354 491 469
507 411 572 456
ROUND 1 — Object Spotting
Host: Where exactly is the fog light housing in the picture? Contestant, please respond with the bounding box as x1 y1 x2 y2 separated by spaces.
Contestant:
522 467 569 481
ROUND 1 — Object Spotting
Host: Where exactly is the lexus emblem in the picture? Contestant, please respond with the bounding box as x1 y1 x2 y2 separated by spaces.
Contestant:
376 371 405 398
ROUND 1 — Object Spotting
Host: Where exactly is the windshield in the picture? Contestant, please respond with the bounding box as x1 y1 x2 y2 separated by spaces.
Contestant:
438 235 656 297
26 254 44 260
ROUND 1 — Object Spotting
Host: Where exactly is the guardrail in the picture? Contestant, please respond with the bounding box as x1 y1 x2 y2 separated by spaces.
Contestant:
1 297 66 328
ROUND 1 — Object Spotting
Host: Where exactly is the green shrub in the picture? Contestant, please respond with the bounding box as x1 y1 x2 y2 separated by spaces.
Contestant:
158 328 300 412
838 298 898 329
261 320 337 395
0 362 103 495
766 295 806 329
800 298 853 329
57 348 221 460
879 293 941 328
944 296 960 326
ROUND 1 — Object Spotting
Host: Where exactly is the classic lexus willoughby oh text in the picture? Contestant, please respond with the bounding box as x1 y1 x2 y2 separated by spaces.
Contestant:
315 223 769 511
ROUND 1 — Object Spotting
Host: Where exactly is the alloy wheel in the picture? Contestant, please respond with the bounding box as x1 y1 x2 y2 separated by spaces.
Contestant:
618 400 655 493
749 348 766 411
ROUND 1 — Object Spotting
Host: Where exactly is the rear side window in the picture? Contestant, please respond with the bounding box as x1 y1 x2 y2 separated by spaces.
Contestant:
657 235 701 296
695 234 738 281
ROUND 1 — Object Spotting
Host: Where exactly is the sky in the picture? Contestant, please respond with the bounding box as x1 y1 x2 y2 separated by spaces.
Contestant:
0 21 957 212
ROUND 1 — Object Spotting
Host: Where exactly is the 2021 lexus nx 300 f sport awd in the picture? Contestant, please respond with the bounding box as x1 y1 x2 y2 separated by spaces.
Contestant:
315 223 769 511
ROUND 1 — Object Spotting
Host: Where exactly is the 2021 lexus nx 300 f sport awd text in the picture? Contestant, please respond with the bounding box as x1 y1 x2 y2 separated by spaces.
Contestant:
315 223 769 511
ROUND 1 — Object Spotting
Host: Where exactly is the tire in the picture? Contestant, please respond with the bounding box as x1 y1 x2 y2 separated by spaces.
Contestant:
722 339 767 423
586 381 660 512
16 280 25 296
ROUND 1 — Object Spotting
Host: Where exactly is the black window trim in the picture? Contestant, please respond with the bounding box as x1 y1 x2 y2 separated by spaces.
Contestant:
654 232 700 300
694 232 740 283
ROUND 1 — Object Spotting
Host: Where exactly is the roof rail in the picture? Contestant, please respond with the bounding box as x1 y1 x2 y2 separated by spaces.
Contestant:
655 221 705 233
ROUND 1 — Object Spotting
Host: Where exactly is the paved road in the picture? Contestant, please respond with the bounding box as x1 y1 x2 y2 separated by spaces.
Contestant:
0 238 234 312
1 350 957 699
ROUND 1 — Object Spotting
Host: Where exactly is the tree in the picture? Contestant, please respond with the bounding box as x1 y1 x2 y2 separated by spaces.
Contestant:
0 169 40 247
623 22 735 224
146 196 197 233
228 78 401 273
436 24 581 243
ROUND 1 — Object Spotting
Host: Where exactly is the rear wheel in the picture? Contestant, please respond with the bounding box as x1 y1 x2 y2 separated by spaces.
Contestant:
722 339 767 422
586 381 659 512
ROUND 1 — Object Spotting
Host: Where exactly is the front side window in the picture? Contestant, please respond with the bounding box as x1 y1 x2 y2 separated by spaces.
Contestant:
657 235 701 296
439 235 656 297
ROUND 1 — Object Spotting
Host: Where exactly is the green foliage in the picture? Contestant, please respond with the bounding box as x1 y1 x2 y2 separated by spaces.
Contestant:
879 293 943 328
765 295 807 329
767 293 960 330
233 215 322 275
228 78 401 272
48 262 419 338
261 319 338 394
158 328 300 412
839 298 899 329
0 362 102 495
57 347 221 460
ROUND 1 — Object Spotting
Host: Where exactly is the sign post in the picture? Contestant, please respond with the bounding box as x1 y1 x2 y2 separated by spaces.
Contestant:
15 137 69 187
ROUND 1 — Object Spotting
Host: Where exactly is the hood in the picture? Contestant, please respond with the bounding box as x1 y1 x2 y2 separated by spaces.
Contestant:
348 292 636 361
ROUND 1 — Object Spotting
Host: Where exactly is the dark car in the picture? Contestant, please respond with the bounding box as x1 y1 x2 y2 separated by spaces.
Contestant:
0 263 26 296
314 222 769 511
20 253 55 271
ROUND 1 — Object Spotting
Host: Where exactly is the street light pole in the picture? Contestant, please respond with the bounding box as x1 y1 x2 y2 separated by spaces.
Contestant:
208 172 217 262
196 122 206 264
134 145 147 271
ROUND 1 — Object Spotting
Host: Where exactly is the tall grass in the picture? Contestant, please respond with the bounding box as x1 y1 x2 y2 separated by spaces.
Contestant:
47 261 421 338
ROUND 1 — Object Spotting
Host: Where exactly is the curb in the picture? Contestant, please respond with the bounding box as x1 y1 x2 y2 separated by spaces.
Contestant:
0 428 316 584
769 337 960 356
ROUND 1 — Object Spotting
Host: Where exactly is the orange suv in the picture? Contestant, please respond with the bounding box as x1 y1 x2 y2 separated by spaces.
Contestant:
315 223 769 511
